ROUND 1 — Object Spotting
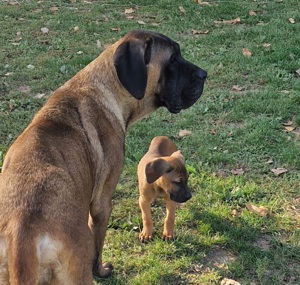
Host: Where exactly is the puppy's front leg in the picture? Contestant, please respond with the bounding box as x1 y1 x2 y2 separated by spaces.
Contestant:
89 196 113 278
162 199 176 241
139 195 153 242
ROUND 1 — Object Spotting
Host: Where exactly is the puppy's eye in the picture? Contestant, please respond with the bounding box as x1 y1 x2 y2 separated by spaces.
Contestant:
166 167 173 173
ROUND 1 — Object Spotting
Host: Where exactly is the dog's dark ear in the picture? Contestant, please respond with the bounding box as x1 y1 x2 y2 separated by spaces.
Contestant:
114 38 152 100
145 158 172 184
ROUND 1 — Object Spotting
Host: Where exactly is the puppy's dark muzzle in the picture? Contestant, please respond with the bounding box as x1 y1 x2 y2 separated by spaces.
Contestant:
170 189 192 203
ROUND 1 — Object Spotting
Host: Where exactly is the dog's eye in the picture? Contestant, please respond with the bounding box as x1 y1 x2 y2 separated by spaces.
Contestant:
169 54 178 64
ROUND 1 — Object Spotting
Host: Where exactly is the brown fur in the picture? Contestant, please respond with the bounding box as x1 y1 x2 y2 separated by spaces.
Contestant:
138 136 191 242
0 30 206 284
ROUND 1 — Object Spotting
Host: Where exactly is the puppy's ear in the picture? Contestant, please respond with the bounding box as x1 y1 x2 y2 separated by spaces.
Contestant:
114 37 152 100
171 150 185 163
145 158 173 184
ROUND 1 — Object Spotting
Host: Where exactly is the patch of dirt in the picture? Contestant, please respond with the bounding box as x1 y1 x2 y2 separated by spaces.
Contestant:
194 246 237 273
284 196 300 226
253 234 272 251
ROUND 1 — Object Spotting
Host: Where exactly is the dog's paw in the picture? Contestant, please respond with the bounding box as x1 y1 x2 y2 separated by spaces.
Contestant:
94 262 113 278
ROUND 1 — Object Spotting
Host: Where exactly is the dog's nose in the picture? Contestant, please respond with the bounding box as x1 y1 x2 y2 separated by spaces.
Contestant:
195 69 207 81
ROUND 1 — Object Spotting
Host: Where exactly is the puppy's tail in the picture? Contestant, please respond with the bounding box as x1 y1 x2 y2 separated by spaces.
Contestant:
7 227 39 285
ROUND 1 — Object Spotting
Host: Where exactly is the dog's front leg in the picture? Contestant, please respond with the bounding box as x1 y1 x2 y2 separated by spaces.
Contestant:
89 196 113 278
162 199 176 241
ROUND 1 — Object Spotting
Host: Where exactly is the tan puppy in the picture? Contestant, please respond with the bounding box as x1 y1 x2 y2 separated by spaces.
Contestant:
138 136 191 242
0 30 206 285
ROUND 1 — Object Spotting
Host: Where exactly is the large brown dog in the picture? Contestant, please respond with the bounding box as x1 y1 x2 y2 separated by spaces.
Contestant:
138 136 191 242
0 30 206 284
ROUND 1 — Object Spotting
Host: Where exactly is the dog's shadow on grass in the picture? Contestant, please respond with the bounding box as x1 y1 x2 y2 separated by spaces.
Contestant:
97 204 299 284
170 207 300 283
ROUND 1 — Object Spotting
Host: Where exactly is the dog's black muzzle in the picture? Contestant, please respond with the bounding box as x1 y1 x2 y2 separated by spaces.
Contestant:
181 66 207 109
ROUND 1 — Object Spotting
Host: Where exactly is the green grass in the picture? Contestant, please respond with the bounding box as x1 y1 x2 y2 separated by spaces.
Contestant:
1 1 300 284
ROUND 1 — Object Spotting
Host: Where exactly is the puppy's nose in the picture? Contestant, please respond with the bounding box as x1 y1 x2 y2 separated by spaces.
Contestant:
185 191 192 201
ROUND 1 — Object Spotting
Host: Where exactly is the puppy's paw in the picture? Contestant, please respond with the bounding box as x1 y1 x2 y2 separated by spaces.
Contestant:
93 262 114 278
139 231 153 242
162 232 175 242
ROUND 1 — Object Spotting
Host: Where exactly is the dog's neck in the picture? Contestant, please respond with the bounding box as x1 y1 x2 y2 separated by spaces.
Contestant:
81 50 159 131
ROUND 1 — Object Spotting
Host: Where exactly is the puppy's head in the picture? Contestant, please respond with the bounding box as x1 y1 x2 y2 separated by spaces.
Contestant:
145 150 192 203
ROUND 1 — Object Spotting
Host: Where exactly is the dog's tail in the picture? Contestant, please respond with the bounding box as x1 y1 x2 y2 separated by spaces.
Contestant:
7 227 39 285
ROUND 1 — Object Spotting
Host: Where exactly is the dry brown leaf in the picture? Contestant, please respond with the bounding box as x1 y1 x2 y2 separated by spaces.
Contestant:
266 159 273 165
283 120 293 126
230 168 244 175
111 28 121 32
126 16 134 20
12 36 22 42
192 29 209 35
41 27 49 34
242 48 252 57
195 0 213 6
50 6 59 12
292 129 300 136
246 204 268 217
35 93 47 99
221 278 241 285
262 43 271 48
179 6 186 13
296 68 300 77
284 126 296 132
96 40 101 48
137 20 146 25
194 264 202 272
271 168 287 176
8 1 20 5
124 8 135 14
179 129 192 138
231 85 244 92
289 18 295 24
214 17 240 25
73 26 79 32
249 10 257 16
